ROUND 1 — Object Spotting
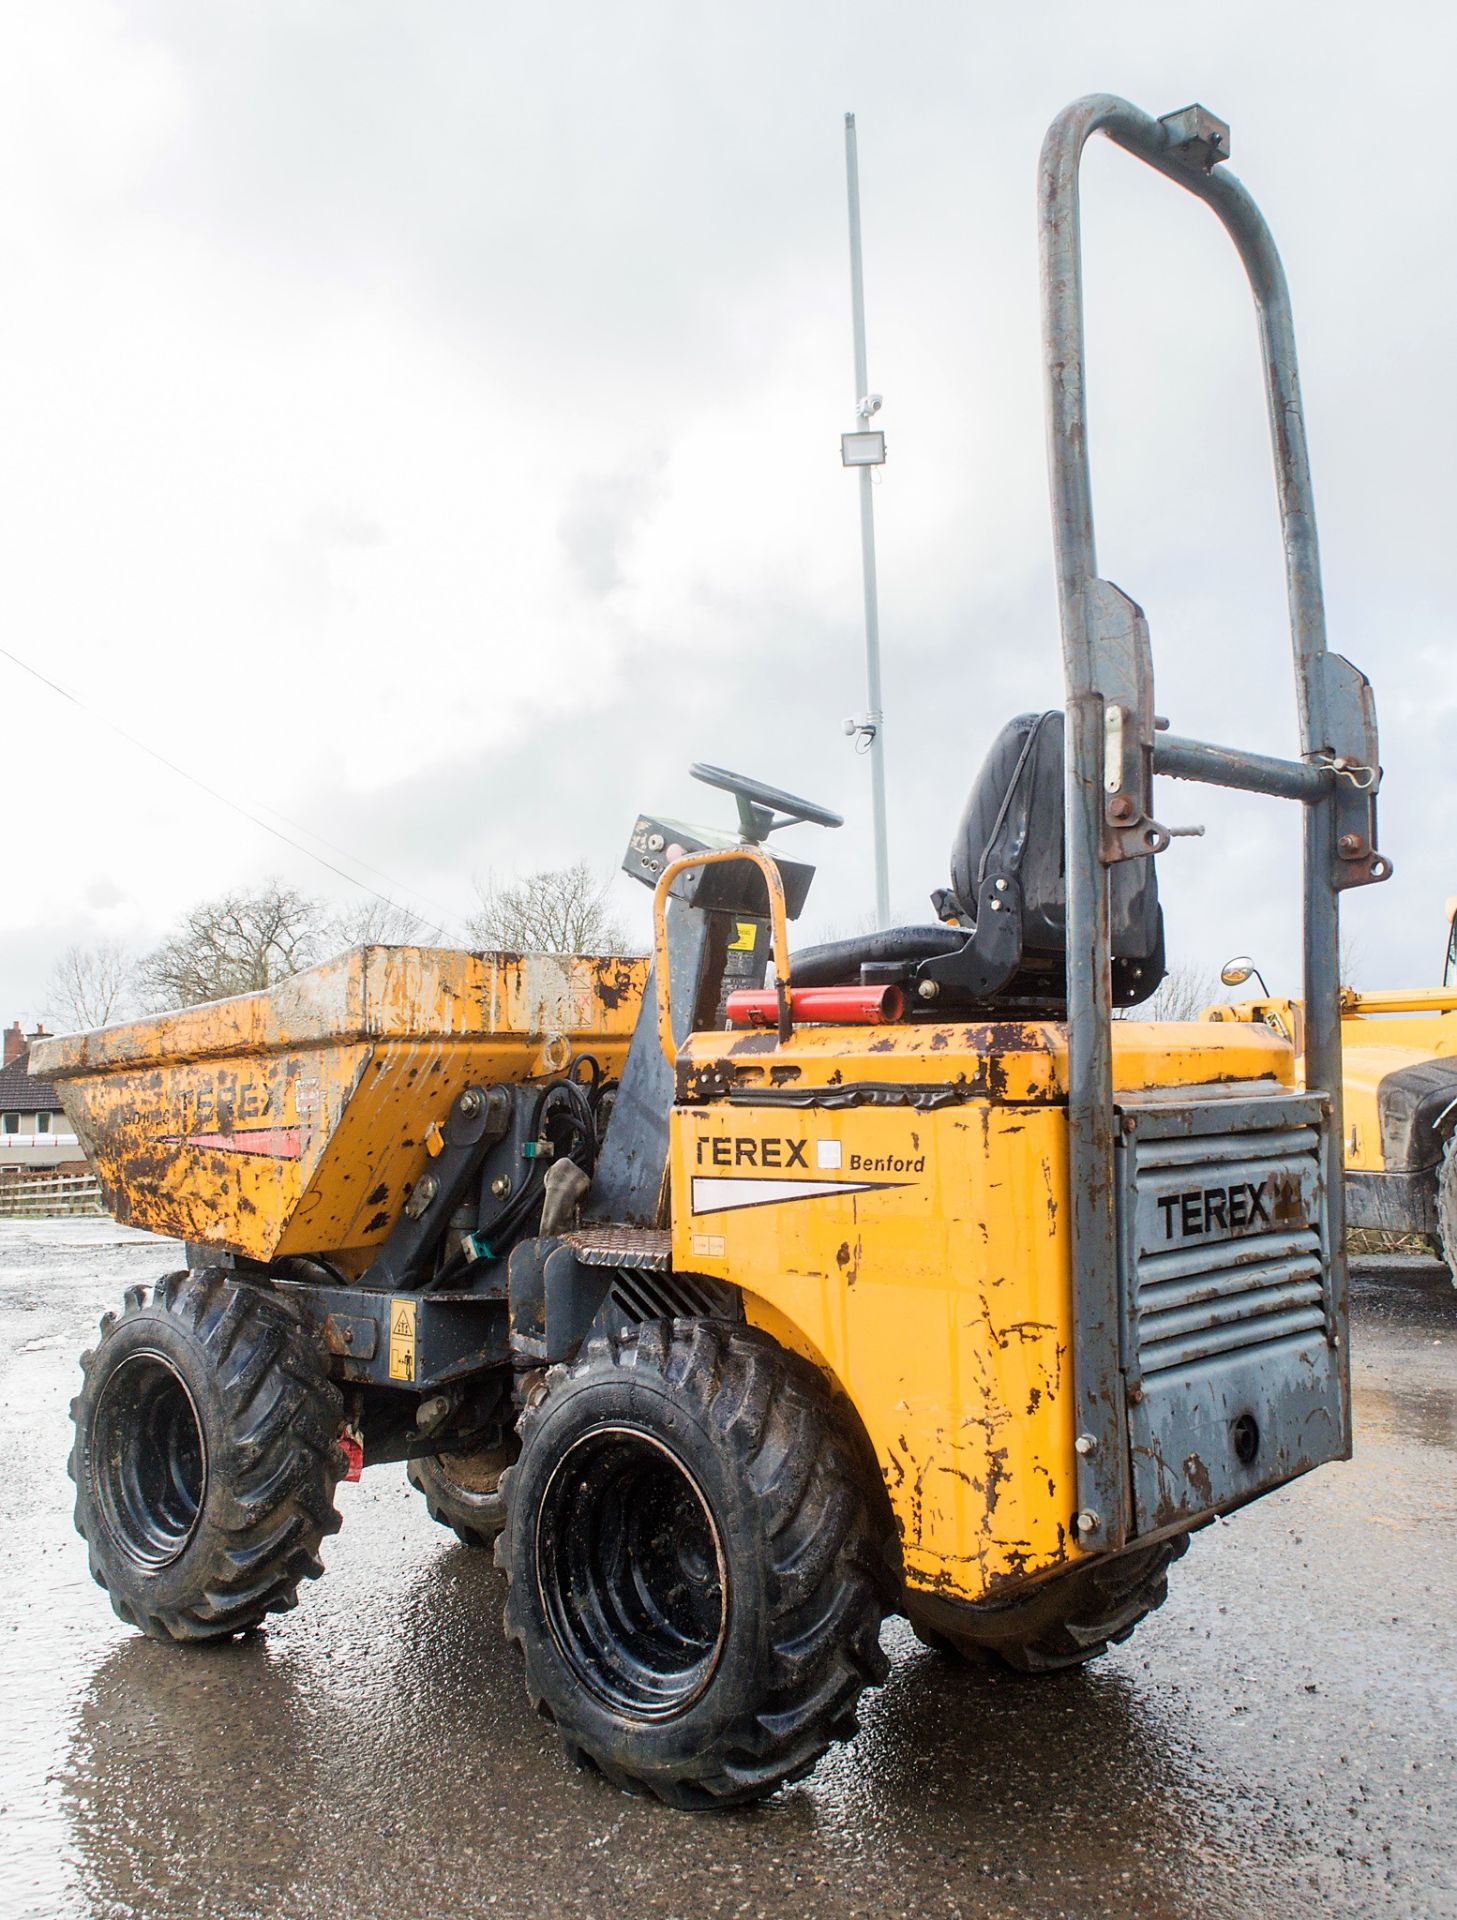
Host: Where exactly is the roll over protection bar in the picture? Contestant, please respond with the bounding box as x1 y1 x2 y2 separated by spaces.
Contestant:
1041 95 1390 1544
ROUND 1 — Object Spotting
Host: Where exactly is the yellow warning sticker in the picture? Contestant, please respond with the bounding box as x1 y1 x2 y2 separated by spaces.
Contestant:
729 921 757 953
388 1297 417 1383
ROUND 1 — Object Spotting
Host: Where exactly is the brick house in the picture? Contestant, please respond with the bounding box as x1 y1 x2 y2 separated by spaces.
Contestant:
0 1021 84 1176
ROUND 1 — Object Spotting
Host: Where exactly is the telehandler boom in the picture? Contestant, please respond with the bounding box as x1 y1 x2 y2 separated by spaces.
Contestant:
37 94 1389 1807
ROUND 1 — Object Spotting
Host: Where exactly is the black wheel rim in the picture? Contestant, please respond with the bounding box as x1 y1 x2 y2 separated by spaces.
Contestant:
536 1425 727 1720
91 1351 207 1568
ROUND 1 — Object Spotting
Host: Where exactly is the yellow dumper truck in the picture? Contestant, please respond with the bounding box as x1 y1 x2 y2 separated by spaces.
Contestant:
36 96 1390 1807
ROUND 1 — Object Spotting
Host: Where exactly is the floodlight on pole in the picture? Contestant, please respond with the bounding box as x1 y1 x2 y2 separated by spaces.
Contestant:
843 112 891 932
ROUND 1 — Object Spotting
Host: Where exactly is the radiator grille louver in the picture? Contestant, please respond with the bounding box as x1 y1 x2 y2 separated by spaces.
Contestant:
1124 1114 1328 1377
1116 1088 1343 1536
608 1270 738 1325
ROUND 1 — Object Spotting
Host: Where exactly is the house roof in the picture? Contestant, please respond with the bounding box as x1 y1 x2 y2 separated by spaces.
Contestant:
0 1049 63 1115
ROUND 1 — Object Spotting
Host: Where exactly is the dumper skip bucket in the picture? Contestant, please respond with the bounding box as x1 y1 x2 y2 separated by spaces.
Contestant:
30 946 647 1268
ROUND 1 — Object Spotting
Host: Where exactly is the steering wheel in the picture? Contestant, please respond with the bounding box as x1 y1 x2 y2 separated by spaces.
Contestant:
690 764 843 843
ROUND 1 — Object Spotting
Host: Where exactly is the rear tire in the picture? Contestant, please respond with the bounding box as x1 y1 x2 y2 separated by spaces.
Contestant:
497 1319 895 1808
407 1437 517 1547
1436 1134 1457 1286
69 1269 345 1641
908 1535 1189 1675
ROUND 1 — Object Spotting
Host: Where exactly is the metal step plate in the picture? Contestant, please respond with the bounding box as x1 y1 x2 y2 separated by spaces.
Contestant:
562 1226 672 1271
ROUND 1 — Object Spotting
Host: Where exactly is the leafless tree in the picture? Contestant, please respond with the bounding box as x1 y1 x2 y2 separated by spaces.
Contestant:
329 897 433 949
46 940 134 1032
135 881 334 1010
467 862 632 955
1339 932 1363 993
1131 960 1220 1023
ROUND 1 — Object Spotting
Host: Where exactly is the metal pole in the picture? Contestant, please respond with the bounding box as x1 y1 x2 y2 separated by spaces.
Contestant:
844 112 891 930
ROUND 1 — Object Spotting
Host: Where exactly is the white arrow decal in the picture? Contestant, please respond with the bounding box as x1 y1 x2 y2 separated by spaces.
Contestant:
691 1175 907 1216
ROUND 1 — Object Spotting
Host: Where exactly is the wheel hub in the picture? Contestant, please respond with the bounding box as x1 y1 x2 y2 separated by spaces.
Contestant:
91 1350 206 1568
535 1425 727 1720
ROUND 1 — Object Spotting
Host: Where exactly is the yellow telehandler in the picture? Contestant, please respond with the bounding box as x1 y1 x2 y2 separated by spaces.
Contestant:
35 95 1390 1807
1211 900 1457 1280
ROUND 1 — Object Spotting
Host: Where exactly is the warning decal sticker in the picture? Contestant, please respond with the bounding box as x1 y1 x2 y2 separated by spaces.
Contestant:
159 1126 302 1159
388 1297 417 1383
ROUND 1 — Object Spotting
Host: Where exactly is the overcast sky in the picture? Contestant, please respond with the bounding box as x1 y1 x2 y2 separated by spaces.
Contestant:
3 1 1454 1027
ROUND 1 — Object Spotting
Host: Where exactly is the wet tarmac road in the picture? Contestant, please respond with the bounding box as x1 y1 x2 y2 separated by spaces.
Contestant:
1 1220 1454 1920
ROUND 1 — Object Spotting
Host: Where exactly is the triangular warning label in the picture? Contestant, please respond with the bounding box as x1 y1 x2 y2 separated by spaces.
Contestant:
392 1305 413 1335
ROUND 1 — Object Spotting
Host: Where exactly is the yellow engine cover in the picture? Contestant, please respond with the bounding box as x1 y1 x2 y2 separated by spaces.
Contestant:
669 1016 1293 1605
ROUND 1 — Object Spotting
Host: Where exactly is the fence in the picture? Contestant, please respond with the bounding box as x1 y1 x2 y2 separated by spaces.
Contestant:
0 1173 105 1219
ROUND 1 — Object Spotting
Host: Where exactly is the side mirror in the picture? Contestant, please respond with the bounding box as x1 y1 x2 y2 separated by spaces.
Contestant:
1220 956 1266 990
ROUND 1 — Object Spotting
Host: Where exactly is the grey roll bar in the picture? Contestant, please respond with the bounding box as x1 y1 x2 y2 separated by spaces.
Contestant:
1039 96 1390 1546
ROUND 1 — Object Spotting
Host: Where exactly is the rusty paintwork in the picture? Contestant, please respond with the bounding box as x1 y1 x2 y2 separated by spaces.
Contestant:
667 1017 1297 1604
675 1016 1295 1108
32 946 646 1266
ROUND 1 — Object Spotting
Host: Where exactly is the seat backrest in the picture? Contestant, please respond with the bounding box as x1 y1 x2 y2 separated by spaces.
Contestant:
950 710 1161 964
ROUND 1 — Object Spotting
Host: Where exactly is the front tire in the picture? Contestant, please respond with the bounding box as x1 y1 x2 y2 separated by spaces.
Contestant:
908 1535 1189 1674
497 1319 895 1808
69 1269 345 1641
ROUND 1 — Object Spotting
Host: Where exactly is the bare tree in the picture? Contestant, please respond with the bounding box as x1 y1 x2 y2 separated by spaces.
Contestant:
467 863 631 955
1339 931 1362 993
136 881 334 1011
47 940 134 1032
1130 960 1220 1022
329 897 433 949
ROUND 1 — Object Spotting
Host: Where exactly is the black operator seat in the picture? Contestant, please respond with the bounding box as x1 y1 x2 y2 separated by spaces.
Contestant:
791 710 1165 1016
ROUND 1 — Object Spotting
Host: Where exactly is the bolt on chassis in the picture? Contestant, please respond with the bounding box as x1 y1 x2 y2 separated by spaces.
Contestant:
38 96 1389 1808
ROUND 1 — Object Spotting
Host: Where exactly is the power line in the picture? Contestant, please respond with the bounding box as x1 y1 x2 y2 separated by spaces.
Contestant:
0 642 466 940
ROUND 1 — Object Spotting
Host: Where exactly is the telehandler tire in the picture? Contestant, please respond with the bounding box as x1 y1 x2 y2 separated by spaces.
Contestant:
496 1318 895 1808
69 1268 345 1642
407 1437 518 1547
908 1534 1189 1675
1436 1134 1457 1286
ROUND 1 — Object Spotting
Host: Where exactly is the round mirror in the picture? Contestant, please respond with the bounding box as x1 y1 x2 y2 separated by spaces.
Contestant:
1220 956 1255 988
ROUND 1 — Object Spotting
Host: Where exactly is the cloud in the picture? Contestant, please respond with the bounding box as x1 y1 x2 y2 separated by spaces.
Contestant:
1 1 1454 1020
557 457 667 599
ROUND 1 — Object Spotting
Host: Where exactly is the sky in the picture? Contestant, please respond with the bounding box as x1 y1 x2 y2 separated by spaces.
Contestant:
3 0 1455 1027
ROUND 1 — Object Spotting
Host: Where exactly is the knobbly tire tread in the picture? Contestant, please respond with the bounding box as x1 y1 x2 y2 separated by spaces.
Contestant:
496 1318 897 1808
69 1268 345 1642
406 1442 515 1548
1436 1134 1457 1287
910 1534 1189 1674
